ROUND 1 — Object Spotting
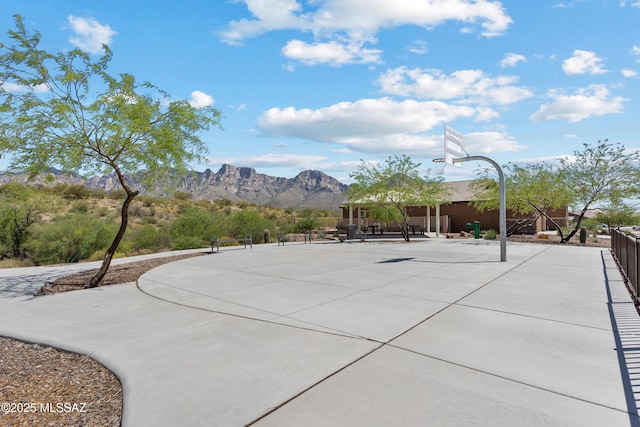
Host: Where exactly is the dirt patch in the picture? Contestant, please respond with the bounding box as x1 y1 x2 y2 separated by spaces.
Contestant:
506 234 610 247
37 251 207 295
443 232 611 248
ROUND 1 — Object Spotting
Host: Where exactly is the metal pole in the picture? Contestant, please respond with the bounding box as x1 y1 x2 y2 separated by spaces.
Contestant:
453 155 507 262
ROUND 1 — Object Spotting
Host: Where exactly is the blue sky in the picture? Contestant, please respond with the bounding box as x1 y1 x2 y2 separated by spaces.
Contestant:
2 0 639 183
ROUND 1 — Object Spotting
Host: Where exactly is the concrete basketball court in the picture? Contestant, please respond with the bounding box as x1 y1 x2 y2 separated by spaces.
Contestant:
1 238 639 426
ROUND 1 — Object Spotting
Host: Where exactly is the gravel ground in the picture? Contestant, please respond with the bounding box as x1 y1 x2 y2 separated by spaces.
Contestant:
2 252 205 427
0 337 122 427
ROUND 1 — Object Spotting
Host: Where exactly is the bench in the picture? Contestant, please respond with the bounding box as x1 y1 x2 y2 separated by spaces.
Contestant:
211 235 253 253
277 233 286 246
277 232 312 246
379 224 425 235
409 225 426 235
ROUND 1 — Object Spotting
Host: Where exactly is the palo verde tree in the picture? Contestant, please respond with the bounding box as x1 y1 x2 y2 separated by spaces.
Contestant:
0 15 222 287
471 162 572 238
594 196 639 230
560 140 640 242
347 155 447 241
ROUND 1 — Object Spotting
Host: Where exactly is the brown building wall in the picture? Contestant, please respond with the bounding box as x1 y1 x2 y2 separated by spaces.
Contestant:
439 202 501 233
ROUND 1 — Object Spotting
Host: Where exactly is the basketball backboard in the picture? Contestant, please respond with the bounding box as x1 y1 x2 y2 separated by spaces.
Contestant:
443 124 467 167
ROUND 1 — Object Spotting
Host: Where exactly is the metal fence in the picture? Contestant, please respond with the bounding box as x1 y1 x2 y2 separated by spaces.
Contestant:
611 229 640 304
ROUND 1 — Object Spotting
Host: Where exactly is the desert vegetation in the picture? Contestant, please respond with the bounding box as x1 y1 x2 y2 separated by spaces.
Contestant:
0 182 339 268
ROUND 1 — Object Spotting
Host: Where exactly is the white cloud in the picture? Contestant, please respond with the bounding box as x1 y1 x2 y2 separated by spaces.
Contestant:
332 148 353 154
67 15 117 54
188 91 215 108
223 0 512 42
622 68 637 77
529 85 627 123
500 53 527 68
206 153 329 168
562 50 607 75
552 1 587 7
1 82 49 93
464 131 527 153
281 39 382 65
257 97 513 156
221 1 512 65
632 45 640 62
260 98 475 139
377 67 533 106
219 0 308 45
407 40 428 55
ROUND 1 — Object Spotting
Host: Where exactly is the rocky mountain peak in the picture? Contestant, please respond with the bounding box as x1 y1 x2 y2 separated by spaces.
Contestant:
0 165 348 210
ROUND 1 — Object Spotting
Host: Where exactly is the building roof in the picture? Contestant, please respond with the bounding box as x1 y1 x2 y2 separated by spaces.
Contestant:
443 180 482 203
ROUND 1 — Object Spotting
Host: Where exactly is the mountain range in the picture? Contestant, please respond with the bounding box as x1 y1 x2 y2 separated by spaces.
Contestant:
0 164 348 210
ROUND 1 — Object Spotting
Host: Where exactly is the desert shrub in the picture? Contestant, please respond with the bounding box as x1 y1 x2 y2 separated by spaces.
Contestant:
278 222 297 235
130 203 145 218
143 216 157 225
107 189 127 200
62 184 91 200
171 207 222 250
29 213 117 265
0 186 54 259
294 217 320 233
97 206 110 217
173 191 192 201
87 188 106 199
125 224 161 252
0 182 31 197
483 229 497 240
228 209 273 243
155 223 172 250
213 198 233 208
138 195 162 208
70 200 89 213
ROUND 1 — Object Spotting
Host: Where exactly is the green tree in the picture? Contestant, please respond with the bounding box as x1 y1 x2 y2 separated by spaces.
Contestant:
294 217 320 233
347 155 446 241
0 183 54 259
0 16 222 286
171 207 221 250
560 140 640 242
228 209 273 243
472 163 572 238
594 198 639 231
